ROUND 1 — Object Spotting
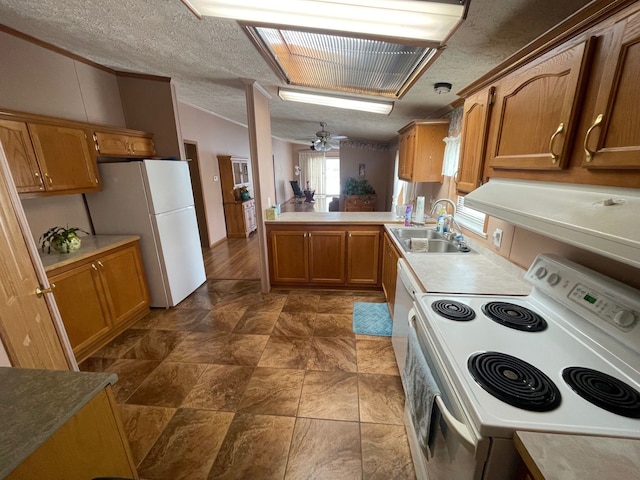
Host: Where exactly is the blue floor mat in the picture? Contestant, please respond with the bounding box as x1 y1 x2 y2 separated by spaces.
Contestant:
352 302 392 336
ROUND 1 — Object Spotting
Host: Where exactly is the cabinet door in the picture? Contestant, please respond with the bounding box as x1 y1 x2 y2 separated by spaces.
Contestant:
488 39 593 170
49 261 111 355
381 233 400 312
28 123 99 191
98 245 149 327
270 230 309 283
583 14 640 168
0 119 44 193
308 231 346 284
398 129 415 181
411 122 449 182
346 230 380 286
128 136 155 157
457 87 494 193
94 132 130 156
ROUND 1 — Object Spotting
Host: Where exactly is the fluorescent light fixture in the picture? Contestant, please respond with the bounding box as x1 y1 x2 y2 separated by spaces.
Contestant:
278 89 394 115
182 0 467 44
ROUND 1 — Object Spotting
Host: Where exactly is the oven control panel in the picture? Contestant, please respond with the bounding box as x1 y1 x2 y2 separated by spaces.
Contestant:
525 254 640 338
568 283 637 331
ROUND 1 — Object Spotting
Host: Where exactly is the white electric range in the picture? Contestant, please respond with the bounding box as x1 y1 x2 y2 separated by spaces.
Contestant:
402 254 640 479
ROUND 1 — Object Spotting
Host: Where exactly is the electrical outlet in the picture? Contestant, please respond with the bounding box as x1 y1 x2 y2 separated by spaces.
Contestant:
492 228 503 248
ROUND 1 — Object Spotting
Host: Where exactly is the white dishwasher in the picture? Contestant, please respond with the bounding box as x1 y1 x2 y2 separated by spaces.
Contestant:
392 259 425 379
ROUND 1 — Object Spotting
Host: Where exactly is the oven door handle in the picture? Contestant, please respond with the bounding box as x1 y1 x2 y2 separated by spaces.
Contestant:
435 396 476 453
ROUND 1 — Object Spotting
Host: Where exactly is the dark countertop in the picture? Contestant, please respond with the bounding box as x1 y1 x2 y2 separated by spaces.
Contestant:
0 367 117 478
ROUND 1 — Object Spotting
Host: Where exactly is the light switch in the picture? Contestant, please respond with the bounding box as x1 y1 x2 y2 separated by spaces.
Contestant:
492 228 503 248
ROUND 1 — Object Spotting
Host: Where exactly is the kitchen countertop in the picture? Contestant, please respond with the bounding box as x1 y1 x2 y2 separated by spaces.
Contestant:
398 234 531 295
265 211 410 225
0 367 117 479
39 234 141 272
265 211 529 295
515 431 640 480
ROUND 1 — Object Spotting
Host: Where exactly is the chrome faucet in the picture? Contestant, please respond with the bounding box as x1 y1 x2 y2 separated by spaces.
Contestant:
429 198 456 217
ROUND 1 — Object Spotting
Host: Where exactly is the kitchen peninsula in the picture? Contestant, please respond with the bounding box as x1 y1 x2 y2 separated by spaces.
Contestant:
265 212 530 297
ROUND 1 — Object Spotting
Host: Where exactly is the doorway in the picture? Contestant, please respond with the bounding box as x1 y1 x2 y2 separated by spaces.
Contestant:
184 141 209 248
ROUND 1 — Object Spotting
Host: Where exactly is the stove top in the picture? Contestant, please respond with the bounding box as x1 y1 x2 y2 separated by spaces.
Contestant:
415 254 640 439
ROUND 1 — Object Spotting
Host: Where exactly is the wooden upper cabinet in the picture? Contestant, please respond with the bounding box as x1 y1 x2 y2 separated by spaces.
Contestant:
28 123 99 191
456 87 495 193
94 131 155 158
398 120 449 183
582 13 640 169
0 119 44 193
488 39 593 170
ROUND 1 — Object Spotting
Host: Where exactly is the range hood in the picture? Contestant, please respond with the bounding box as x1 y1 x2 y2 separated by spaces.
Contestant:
464 178 640 269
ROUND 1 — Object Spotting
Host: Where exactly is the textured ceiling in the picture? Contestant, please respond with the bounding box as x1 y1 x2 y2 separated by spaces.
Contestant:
0 0 593 144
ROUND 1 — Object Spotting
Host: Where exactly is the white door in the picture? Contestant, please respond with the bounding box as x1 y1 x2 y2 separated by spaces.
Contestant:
153 206 206 306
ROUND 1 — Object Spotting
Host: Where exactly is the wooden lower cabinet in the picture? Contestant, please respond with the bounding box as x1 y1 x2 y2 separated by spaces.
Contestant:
381 232 401 314
224 199 257 238
346 230 380 286
7 386 138 480
48 241 150 362
268 225 382 288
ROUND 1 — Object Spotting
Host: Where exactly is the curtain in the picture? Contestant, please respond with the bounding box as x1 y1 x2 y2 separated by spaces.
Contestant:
298 151 326 194
441 135 461 177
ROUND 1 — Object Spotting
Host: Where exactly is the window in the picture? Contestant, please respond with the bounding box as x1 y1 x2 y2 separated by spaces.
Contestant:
456 195 487 237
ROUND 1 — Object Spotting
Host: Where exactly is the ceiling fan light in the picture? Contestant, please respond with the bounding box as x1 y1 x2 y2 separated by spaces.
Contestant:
279 89 393 115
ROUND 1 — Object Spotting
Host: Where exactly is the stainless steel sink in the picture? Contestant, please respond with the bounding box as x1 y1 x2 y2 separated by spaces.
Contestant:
389 227 475 254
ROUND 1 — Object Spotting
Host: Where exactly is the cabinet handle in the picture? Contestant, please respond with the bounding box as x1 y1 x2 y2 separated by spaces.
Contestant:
35 283 56 298
349 232 352 238
34 172 44 190
44 173 53 185
583 114 603 163
548 123 564 163
97 261 104 268
91 263 98 271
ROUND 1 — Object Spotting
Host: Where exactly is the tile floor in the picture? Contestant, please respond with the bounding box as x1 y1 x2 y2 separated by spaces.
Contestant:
80 280 416 479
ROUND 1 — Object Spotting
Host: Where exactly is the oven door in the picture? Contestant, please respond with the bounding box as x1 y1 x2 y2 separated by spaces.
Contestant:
392 259 424 377
406 308 489 480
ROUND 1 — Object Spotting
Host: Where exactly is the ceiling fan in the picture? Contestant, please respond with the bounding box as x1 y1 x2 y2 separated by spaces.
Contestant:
297 122 347 151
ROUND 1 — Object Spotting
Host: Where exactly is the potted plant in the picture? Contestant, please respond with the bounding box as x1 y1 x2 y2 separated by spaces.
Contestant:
343 177 375 197
238 185 250 200
39 226 89 254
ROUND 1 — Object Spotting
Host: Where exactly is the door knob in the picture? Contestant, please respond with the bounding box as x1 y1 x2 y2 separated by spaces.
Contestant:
35 283 56 297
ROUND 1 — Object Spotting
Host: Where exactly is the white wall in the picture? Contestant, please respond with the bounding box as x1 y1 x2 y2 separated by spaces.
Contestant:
0 31 127 242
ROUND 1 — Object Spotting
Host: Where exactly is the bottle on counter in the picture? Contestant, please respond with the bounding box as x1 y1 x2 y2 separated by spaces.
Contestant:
435 206 447 233
404 204 413 227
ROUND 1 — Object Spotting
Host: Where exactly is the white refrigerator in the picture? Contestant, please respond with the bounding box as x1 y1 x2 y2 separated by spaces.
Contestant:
86 160 206 308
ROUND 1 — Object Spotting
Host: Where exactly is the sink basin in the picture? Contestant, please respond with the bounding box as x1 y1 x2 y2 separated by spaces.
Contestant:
391 228 445 240
389 227 475 254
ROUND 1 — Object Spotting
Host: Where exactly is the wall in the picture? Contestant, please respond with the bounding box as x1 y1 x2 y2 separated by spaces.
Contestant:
339 142 395 211
177 101 251 245
117 75 184 159
272 139 296 205
0 30 127 242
